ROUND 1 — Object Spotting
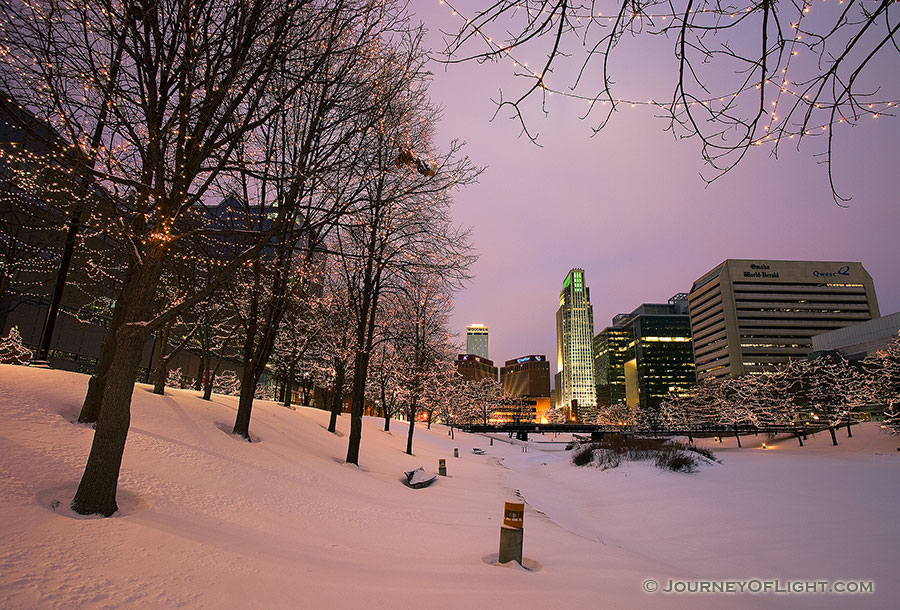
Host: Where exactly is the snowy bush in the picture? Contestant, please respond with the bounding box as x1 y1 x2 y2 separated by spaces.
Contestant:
254 384 275 401
0 327 32 365
212 370 241 396
570 436 716 473
655 449 698 473
166 368 183 389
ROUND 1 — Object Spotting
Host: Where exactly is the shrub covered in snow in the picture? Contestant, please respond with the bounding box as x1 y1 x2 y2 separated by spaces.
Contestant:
212 370 241 396
570 435 717 473
166 368 183 389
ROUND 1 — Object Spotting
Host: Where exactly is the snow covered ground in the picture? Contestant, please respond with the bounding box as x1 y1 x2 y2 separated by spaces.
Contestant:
1 364 898 609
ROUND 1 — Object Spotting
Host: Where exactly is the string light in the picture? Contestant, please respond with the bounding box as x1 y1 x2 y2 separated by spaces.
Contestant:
436 0 898 147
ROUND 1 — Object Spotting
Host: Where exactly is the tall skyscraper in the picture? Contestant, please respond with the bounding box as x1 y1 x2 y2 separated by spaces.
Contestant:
556 268 597 421
466 324 489 359
689 259 879 381
594 294 696 420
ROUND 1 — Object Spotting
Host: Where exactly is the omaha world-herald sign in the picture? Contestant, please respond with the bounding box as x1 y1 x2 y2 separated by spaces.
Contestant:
741 260 863 284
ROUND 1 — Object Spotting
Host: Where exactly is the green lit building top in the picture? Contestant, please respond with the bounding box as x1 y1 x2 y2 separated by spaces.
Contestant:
556 269 597 421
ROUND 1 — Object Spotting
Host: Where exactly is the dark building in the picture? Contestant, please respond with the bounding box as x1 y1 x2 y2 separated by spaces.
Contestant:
455 354 498 382
592 324 631 408
500 355 551 423
500 355 551 398
593 294 696 415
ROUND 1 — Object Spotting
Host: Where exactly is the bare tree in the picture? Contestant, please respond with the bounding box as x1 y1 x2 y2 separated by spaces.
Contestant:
0 0 411 515
332 32 478 465
387 274 457 454
432 1 898 201
862 333 900 434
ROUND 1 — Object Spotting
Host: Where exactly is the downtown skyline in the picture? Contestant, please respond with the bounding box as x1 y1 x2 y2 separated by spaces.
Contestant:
415 3 900 381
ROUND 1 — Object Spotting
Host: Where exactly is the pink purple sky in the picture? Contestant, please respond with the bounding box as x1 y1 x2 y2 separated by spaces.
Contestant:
414 2 900 377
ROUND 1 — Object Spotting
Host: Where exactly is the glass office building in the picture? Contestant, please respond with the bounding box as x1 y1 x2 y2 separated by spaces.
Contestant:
555 269 597 421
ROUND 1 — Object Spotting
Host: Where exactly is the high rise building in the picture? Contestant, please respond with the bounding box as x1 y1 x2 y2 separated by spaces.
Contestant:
466 324 489 359
500 355 551 424
556 268 597 421
689 259 879 381
500 355 551 398
455 354 498 382
594 294 696 417
592 323 631 408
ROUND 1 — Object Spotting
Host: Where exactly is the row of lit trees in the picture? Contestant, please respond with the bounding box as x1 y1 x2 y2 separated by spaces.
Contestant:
596 334 900 443
0 0 475 515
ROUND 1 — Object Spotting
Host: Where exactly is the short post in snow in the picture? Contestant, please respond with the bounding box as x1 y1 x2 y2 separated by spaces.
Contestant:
499 501 524 564
438 458 447 476
454 447 459 458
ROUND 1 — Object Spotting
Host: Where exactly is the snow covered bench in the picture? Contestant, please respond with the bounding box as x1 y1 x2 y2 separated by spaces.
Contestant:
404 467 437 489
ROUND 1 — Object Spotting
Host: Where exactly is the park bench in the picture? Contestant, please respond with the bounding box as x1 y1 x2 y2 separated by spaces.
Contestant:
404 467 437 489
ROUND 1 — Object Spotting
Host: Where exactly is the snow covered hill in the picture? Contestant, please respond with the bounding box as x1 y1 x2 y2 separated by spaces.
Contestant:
1 365 898 609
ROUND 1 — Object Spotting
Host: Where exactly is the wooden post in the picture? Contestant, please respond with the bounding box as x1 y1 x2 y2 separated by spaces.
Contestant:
438 459 447 476
499 501 524 564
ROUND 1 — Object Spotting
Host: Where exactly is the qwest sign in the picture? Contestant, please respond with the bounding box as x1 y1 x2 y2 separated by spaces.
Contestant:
812 265 851 278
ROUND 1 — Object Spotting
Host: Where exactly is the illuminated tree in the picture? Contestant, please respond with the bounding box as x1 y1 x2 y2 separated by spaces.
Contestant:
366 322 408 432
0 325 31 364
803 353 862 445
456 377 505 426
334 32 478 465
0 0 420 515
597 401 638 427
862 333 900 435
433 1 898 201
388 275 457 454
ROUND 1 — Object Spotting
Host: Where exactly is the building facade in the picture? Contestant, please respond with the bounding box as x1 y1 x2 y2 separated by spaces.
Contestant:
592 324 631 408
455 354 498 382
465 324 489 359
594 294 696 415
555 268 597 421
689 259 880 381
500 355 551 398
811 311 900 361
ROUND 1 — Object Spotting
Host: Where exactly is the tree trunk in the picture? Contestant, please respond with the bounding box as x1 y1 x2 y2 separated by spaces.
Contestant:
734 428 742 448
301 378 311 406
328 362 346 433
202 374 214 401
71 246 163 516
381 385 390 431
151 322 172 395
346 350 370 464
796 431 804 447
194 348 205 391
846 420 852 437
283 359 296 409
405 398 417 455
231 253 291 439
71 328 146 516
78 290 129 423
829 426 838 446
233 359 259 440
